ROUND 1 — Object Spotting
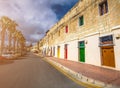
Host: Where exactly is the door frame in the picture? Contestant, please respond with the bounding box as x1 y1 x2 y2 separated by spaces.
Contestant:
99 35 115 67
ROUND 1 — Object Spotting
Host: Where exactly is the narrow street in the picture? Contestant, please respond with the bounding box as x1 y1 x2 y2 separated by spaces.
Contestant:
0 53 84 88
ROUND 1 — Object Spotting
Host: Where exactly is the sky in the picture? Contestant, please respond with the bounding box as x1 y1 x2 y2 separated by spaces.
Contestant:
0 0 79 45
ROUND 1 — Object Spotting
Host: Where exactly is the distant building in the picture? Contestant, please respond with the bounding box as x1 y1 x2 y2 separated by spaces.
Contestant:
39 0 120 70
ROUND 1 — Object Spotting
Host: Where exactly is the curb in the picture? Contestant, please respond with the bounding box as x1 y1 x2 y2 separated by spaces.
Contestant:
43 58 120 88
43 58 102 88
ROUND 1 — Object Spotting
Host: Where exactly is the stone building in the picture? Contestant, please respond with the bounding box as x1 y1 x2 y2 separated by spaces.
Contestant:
39 0 120 70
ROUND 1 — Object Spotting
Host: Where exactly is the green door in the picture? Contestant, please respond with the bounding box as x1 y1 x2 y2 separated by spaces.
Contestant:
79 41 85 62
80 48 85 62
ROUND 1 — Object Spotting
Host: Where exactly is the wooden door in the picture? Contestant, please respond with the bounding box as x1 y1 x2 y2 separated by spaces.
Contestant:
102 46 115 67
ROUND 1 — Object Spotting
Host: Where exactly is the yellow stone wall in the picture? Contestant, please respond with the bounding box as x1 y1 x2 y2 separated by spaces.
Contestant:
39 0 120 47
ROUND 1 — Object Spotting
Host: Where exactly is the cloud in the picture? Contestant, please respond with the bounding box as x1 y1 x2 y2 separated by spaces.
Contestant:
0 0 78 44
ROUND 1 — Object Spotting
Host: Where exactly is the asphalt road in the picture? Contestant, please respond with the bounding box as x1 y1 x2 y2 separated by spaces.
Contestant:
0 53 84 88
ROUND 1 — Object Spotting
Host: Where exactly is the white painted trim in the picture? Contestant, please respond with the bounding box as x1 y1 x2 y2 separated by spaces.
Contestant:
111 25 120 31
84 32 99 38
99 33 113 37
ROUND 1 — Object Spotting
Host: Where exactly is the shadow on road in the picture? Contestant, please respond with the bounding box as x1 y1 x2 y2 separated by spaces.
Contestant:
0 52 38 65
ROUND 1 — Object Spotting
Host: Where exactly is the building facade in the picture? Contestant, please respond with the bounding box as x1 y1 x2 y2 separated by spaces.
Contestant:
39 0 120 70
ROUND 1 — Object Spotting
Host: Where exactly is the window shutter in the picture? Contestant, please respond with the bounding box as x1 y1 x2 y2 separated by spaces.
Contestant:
79 16 84 26
66 26 68 33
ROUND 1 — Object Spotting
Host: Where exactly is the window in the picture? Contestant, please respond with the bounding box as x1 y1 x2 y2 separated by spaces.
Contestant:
65 25 68 33
78 41 85 48
99 0 108 16
58 30 60 36
100 35 113 45
79 16 84 26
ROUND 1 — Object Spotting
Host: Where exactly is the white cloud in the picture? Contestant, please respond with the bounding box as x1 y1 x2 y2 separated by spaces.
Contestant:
0 0 78 44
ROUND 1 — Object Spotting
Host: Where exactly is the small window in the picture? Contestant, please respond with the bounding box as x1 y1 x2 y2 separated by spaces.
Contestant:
79 16 84 26
99 0 108 16
100 35 113 45
58 30 60 36
65 25 68 33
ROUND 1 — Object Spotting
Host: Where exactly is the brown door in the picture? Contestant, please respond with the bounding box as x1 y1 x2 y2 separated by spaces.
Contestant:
102 46 115 67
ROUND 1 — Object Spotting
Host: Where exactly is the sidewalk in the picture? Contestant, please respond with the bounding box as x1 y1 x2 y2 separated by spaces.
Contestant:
45 56 120 88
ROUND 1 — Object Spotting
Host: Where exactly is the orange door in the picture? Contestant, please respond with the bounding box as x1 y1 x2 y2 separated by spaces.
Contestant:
102 46 115 67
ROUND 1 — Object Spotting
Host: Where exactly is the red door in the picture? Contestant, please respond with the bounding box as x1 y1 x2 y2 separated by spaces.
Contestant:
64 44 68 59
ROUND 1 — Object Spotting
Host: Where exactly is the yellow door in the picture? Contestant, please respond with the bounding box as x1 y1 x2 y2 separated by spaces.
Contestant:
57 46 60 58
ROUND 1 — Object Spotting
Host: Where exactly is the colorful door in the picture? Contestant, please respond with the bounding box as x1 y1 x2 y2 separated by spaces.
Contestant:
79 41 85 62
64 44 68 59
100 35 115 67
53 47 55 56
50 47 52 56
57 46 60 58
102 46 115 67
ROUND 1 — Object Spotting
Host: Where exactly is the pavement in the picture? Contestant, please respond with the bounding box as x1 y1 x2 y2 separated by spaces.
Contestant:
2 53 21 59
43 56 120 88
0 53 85 88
